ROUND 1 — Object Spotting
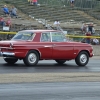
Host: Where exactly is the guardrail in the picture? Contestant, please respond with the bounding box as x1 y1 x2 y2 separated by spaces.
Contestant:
66 35 100 39
0 31 16 34
0 31 100 40
0 31 16 40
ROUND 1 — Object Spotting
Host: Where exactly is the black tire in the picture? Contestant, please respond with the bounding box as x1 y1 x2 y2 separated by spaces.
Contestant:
4 58 18 64
55 60 66 65
75 51 89 66
23 50 39 66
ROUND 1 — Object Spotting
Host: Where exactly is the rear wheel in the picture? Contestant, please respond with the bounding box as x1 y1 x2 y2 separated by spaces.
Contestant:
4 58 18 64
55 60 66 65
75 51 89 66
23 50 39 66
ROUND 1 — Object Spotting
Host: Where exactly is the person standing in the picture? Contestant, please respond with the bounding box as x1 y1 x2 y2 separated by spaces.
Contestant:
87 23 95 34
81 23 88 34
53 20 60 30
85 31 91 44
0 17 6 27
32 0 38 5
70 0 75 7
34 0 38 5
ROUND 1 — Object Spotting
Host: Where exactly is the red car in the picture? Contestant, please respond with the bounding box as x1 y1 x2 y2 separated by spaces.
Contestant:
0 30 93 66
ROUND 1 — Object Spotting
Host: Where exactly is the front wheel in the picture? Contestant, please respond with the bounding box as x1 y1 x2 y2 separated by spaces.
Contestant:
55 60 66 65
75 51 89 66
4 58 18 64
23 50 39 66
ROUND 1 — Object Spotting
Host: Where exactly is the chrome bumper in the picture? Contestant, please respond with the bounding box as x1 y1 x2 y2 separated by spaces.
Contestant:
0 52 15 57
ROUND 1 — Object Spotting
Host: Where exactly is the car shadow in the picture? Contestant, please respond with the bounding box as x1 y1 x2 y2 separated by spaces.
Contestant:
1 63 88 69
0 62 90 74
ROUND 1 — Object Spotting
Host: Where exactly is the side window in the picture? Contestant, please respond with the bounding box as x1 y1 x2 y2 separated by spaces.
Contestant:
52 32 67 42
41 32 51 42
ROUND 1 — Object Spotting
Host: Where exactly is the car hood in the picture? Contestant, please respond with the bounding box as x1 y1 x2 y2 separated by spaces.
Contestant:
69 41 92 47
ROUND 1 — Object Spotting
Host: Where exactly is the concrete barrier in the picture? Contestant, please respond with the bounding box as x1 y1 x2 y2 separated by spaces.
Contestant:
93 45 100 56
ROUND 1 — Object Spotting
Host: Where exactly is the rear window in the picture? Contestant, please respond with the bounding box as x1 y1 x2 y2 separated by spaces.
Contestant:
11 32 35 41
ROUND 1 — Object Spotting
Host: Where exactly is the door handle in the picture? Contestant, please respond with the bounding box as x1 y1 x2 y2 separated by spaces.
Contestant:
44 46 52 47
53 44 56 47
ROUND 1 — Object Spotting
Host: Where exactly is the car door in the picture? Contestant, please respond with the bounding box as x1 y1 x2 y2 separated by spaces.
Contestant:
51 32 74 59
40 32 53 59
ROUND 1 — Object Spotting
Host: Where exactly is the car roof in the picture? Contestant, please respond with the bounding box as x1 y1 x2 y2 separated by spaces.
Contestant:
19 30 60 33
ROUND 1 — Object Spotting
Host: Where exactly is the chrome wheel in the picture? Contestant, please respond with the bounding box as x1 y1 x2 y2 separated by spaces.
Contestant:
80 54 87 64
28 53 37 64
23 50 39 66
75 51 89 66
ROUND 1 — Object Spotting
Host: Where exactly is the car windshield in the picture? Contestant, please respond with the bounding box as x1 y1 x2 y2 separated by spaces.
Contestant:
11 32 34 41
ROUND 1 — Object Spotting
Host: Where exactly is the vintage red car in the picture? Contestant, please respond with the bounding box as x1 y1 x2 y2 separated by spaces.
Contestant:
0 30 93 66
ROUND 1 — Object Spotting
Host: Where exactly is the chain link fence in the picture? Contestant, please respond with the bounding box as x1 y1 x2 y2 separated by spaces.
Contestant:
2 0 100 9
37 0 100 9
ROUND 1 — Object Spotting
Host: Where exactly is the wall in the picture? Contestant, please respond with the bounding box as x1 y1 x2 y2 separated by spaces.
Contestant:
93 45 100 56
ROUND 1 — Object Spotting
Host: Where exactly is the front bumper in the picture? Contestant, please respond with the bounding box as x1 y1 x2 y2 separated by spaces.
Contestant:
90 52 94 57
0 52 15 57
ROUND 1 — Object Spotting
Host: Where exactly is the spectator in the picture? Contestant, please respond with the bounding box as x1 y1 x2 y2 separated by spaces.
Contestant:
81 23 87 34
87 23 95 34
28 0 32 4
85 31 91 44
53 20 60 30
5 17 12 29
92 38 99 45
0 17 6 27
2 5 10 16
70 0 75 7
32 0 38 5
10 6 17 18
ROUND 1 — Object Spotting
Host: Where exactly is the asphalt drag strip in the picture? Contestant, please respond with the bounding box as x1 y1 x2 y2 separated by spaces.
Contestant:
0 72 100 83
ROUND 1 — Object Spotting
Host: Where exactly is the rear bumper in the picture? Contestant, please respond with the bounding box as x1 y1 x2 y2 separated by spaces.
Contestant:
0 52 15 57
